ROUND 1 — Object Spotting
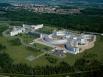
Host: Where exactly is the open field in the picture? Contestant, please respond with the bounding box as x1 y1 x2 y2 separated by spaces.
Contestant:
33 43 52 51
17 33 38 44
0 35 103 67
0 36 52 67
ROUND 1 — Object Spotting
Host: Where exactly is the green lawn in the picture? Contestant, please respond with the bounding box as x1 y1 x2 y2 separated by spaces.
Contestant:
84 36 103 62
17 34 35 44
0 36 48 67
0 33 103 67
33 43 52 51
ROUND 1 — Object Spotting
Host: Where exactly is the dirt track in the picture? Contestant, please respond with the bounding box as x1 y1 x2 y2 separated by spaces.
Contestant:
79 35 96 53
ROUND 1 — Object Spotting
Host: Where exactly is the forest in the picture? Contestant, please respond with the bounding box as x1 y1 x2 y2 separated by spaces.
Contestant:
0 8 103 33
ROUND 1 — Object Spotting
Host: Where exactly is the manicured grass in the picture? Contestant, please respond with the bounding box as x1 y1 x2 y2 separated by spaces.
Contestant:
33 43 52 51
18 34 35 44
0 36 45 67
0 34 103 67
0 35 53 67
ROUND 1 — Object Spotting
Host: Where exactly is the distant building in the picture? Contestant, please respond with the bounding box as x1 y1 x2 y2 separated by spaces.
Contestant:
40 30 95 54
10 24 43 36
65 37 80 54
23 24 43 30
10 26 25 36
52 48 66 57
65 34 94 54
101 34 103 36
33 24 43 30
53 31 67 37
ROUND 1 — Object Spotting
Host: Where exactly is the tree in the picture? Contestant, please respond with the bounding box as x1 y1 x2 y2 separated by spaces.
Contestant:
9 38 21 46
0 44 6 51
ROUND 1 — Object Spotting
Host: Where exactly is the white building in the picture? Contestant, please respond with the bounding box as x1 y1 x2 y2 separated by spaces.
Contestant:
40 31 95 54
52 31 68 37
65 46 80 54
77 37 87 45
65 37 80 54
101 34 103 36
10 26 25 36
10 24 43 36
79 39 86 45
23 24 43 30
41 32 68 45
33 24 43 30
65 44 79 54
65 34 93 54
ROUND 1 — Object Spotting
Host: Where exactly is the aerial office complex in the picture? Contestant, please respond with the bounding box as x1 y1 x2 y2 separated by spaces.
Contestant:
10 25 96 54
40 31 96 54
